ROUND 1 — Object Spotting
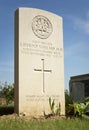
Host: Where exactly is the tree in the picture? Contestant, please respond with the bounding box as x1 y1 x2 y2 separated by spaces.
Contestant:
2 82 14 105
65 89 73 106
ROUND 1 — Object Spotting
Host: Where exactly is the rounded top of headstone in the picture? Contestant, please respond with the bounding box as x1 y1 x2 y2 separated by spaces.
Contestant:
15 7 63 41
15 7 62 19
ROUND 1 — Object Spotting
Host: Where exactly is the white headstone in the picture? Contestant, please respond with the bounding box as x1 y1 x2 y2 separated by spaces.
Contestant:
14 8 65 116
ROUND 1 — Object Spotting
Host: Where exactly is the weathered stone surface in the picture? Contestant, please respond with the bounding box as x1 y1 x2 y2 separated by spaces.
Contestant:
14 8 65 116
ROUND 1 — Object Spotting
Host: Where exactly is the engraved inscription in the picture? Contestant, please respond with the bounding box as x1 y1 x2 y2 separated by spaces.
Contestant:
20 41 63 58
26 95 60 101
32 15 53 39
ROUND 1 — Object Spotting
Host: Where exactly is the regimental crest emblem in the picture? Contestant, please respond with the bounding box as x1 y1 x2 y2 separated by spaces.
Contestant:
32 15 53 39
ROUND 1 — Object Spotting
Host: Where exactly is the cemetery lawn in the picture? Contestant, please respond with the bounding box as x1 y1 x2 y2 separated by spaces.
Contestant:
0 117 89 130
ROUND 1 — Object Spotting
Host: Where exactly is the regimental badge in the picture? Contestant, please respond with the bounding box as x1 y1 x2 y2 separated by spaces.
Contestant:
32 15 53 39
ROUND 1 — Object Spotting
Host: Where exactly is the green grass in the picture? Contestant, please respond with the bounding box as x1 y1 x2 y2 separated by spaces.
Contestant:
0 118 89 130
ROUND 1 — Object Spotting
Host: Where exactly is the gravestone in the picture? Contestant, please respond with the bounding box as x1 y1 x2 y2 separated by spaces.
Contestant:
70 82 85 102
14 8 65 116
69 74 89 102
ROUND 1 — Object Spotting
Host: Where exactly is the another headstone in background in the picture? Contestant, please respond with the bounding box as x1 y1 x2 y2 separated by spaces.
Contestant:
69 74 89 102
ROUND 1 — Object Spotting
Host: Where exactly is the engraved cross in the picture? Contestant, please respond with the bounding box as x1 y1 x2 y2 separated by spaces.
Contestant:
34 59 52 93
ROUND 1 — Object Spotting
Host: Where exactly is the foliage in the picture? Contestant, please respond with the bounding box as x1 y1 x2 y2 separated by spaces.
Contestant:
55 102 61 115
73 102 85 117
67 102 87 117
65 89 89 119
49 97 61 116
84 97 89 103
65 89 73 116
49 97 55 114
74 97 89 118
83 97 89 116
66 104 74 116
0 105 14 115
65 89 73 106
66 96 89 119
1 82 14 105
